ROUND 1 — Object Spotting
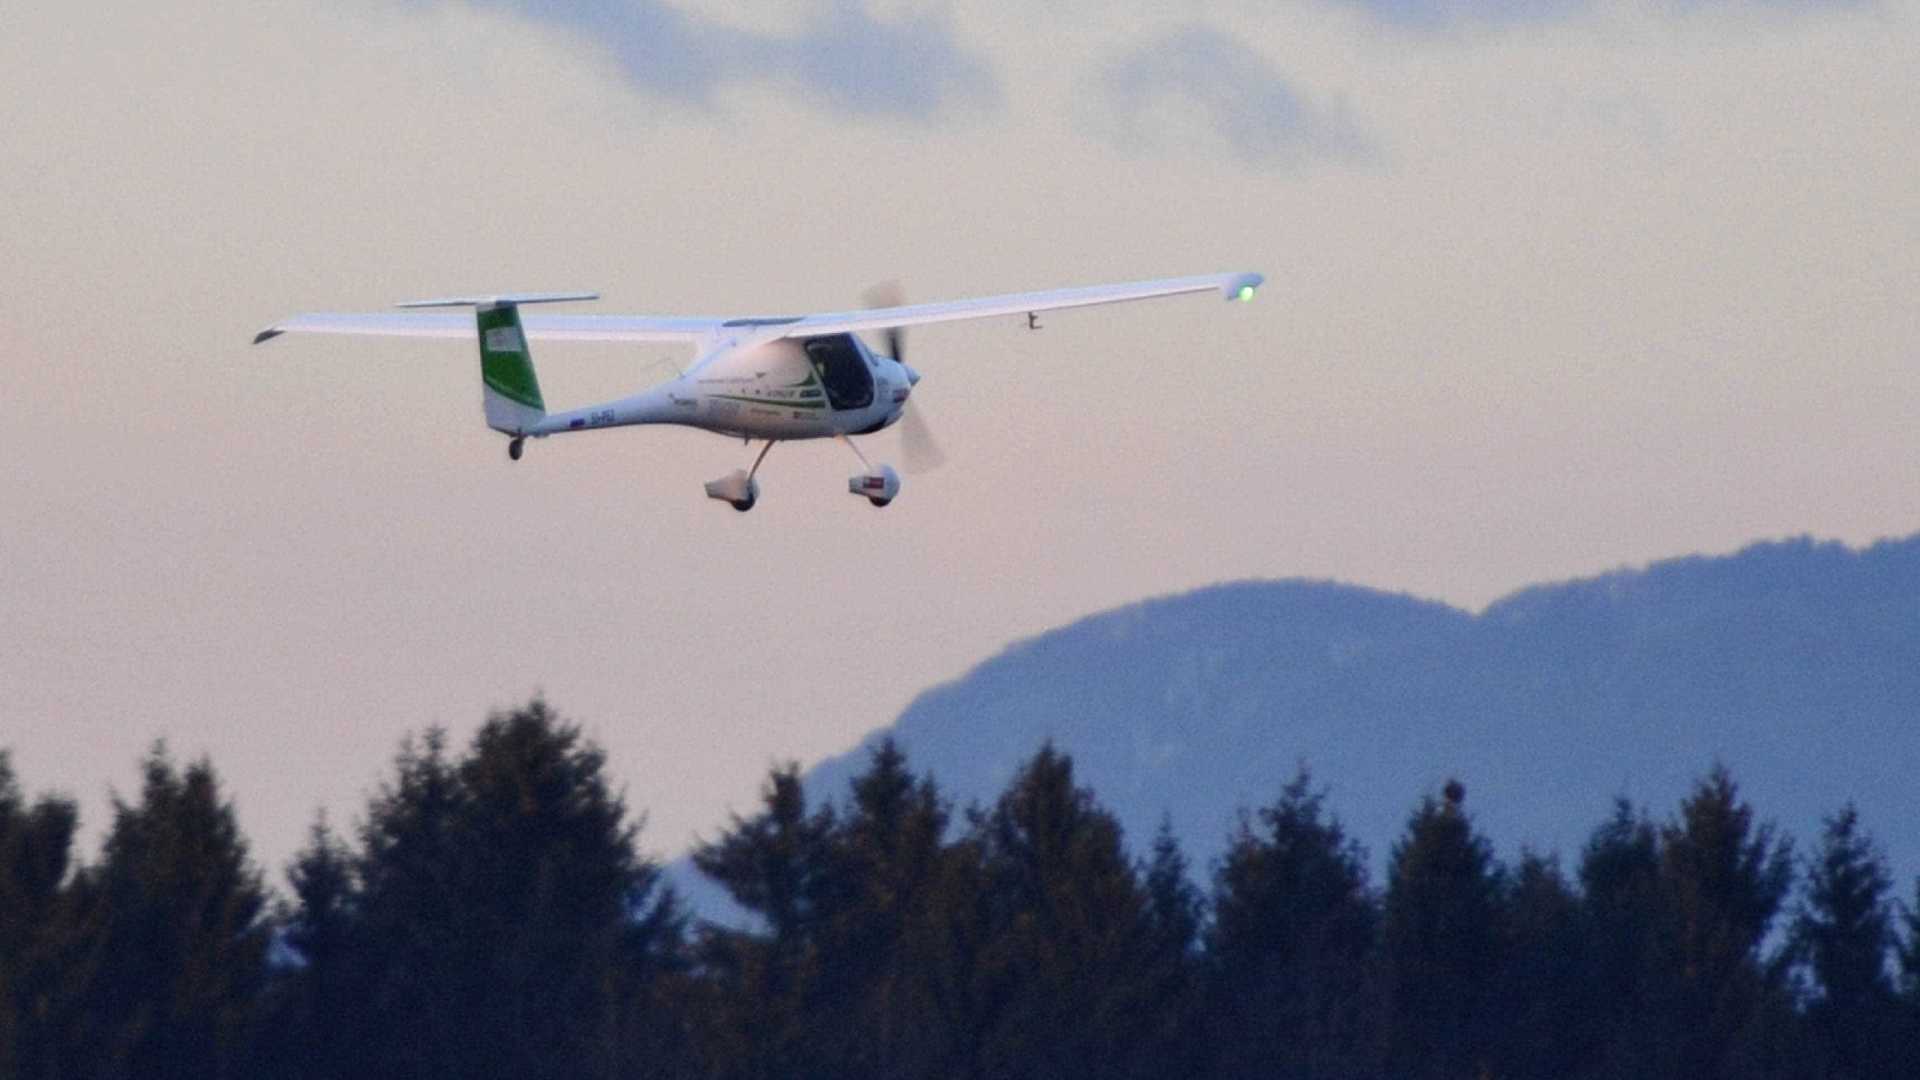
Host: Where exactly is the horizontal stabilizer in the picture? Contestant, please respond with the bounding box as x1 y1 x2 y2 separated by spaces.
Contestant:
396 292 599 309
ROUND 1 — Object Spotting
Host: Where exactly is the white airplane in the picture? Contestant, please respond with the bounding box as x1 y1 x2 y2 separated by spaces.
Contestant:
254 271 1263 511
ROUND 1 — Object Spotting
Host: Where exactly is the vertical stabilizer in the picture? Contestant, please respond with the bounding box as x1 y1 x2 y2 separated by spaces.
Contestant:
475 302 545 435
388 292 595 437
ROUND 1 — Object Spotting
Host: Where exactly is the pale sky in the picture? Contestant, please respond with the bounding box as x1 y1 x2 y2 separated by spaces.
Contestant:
4 0 1916 872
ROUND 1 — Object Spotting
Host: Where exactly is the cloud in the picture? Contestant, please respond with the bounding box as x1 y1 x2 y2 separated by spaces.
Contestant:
456 0 998 121
1320 0 1589 29
1086 26 1372 169
1316 0 1868 31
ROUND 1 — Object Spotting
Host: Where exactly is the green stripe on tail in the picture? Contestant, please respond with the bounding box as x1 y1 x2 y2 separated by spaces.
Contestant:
477 304 544 411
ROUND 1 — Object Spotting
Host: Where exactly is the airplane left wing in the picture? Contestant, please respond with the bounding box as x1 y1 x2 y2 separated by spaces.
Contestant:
253 311 726 346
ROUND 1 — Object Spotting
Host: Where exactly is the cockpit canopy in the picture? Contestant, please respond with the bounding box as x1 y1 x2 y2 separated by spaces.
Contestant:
802 334 875 411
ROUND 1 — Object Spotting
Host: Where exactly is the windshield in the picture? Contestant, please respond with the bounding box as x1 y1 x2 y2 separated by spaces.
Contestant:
802 335 875 411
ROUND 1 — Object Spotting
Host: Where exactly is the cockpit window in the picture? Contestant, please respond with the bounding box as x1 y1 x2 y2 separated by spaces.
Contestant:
803 335 875 411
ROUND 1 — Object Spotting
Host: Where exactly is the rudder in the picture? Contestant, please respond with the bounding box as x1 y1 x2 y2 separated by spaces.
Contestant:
393 291 597 437
476 302 545 435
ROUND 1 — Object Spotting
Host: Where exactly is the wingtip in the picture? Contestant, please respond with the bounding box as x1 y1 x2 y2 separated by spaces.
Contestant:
1223 271 1264 302
252 328 284 345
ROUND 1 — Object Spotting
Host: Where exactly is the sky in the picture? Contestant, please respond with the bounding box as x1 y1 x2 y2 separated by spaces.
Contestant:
3 0 1917 873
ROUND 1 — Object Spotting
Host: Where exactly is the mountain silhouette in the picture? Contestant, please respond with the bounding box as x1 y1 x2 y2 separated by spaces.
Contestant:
793 533 1920 891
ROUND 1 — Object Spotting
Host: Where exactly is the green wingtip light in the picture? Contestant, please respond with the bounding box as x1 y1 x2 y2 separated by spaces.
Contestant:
1237 284 1257 303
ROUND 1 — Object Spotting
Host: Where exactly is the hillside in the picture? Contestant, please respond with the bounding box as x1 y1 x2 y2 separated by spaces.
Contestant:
796 534 1920 889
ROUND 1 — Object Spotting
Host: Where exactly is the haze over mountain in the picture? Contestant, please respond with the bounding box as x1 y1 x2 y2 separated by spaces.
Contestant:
794 533 1920 892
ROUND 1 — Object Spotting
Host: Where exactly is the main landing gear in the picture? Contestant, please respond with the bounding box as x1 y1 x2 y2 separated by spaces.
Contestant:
702 437 903 511
704 440 776 511
840 435 900 508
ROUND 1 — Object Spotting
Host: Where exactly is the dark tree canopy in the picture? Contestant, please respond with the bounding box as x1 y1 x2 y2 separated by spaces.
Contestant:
1793 805 1901 1080
1205 769 1376 1080
969 744 1169 1080
6 708 1920 1080
1380 779 1505 1080
1656 766 1798 1080
0 753 81 1080
274 700 683 1080
68 746 269 1079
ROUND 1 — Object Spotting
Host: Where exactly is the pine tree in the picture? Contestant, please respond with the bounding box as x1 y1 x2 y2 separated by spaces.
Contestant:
65 745 269 1079
279 702 684 1080
258 816 358 1080
1655 766 1797 1080
969 744 1163 1080
692 762 839 1080
0 752 81 1079
1142 820 1202 965
455 700 679 1078
345 726 472 1078
1132 821 1203 1080
1575 800 1671 1080
1794 806 1899 1079
1899 877 1920 1064
1380 778 1504 1080
1495 852 1586 1080
817 739 966 1080
1204 769 1376 1080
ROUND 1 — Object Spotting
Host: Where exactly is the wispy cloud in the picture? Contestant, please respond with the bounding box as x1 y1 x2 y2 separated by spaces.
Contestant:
456 0 998 121
1316 0 1869 32
1086 26 1372 169
1319 0 1588 30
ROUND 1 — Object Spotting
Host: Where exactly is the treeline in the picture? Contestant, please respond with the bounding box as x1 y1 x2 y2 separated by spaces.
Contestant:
4 700 1919 1079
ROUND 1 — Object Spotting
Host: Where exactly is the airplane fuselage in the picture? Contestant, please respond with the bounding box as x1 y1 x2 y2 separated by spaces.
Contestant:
528 331 913 443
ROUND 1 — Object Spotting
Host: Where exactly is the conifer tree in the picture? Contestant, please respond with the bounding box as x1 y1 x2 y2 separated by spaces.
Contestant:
1576 800 1669 1080
817 740 966 1080
0 752 81 1079
1380 779 1504 1080
1899 878 1920 1060
692 762 839 1080
1495 852 1586 1080
1204 769 1376 1080
1793 806 1900 1079
456 700 679 1078
279 702 684 1080
1132 821 1203 1080
344 727 472 1078
1142 820 1202 964
970 745 1163 1080
1655 766 1797 1080
258 816 358 1080
65 746 269 1079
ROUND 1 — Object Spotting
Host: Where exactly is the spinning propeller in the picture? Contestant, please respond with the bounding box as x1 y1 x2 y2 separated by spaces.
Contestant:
864 282 947 473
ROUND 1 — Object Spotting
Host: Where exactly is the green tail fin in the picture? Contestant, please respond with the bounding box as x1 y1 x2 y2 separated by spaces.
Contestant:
477 303 545 434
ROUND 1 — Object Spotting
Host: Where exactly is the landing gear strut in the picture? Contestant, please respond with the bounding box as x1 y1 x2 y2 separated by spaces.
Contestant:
839 435 901 508
704 440 776 511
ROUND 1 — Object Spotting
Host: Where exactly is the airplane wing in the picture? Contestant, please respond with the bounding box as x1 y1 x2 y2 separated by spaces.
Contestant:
252 311 725 346
776 272 1263 338
252 273 1261 346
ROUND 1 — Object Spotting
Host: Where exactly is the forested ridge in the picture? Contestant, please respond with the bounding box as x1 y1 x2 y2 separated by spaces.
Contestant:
4 699 1918 1079
805 535 1920 906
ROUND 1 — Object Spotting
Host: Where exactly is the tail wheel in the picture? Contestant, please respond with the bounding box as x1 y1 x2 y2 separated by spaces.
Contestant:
508 436 525 461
